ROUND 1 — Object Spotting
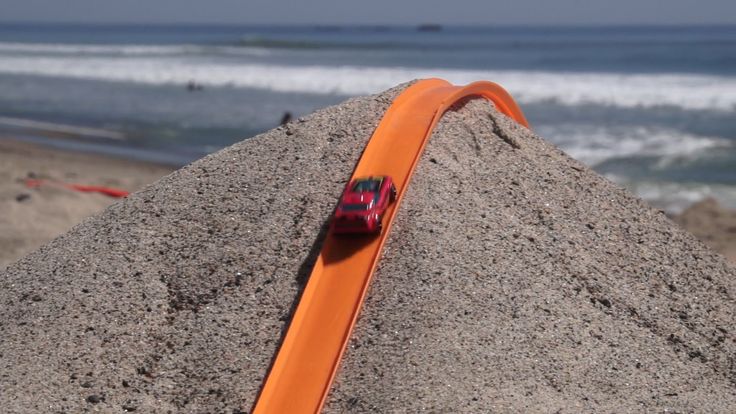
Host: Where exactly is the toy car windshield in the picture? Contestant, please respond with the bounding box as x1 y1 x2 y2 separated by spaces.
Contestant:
351 178 382 192
342 203 370 211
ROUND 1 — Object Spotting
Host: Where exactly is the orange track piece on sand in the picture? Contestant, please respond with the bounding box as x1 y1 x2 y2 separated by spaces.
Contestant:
25 179 129 198
252 79 529 414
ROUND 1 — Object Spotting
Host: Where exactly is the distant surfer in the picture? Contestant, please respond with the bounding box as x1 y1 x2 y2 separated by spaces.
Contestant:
186 80 203 91
417 24 442 32
280 112 292 125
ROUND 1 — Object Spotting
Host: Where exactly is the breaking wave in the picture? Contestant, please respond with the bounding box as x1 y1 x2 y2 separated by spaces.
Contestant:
537 124 730 166
0 42 272 57
0 54 734 111
610 177 736 214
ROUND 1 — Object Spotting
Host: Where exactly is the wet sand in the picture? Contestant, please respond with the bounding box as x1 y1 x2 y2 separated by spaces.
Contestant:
672 197 736 263
0 138 173 269
1 85 736 412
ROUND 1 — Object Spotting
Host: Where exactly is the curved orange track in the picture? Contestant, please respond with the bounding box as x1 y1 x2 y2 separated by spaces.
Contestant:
252 79 529 414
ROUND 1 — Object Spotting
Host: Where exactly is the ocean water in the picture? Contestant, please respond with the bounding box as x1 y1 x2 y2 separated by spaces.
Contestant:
0 23 735 212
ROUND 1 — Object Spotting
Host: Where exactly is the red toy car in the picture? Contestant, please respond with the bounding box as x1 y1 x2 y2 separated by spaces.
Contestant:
332 176 397 234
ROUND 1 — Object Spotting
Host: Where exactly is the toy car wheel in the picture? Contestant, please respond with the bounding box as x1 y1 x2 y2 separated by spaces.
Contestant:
389 184 397 202
376 217 383 234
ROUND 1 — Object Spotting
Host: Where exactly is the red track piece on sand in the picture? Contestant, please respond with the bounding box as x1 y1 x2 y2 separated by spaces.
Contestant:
25 179 129 198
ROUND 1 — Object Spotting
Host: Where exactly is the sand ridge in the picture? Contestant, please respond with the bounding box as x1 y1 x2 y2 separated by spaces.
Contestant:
2 84 736 413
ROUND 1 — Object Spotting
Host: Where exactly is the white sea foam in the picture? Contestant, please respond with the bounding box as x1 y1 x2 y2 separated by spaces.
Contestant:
547 125 736 213
608 177 736 214
537 124 729 166
0 54 734 111
0 42 187 55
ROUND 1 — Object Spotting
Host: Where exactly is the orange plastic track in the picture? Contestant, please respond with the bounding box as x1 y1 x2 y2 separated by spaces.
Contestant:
252 79 529 414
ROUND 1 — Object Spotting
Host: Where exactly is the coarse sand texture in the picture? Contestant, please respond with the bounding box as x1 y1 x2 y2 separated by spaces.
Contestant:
2 82 736 413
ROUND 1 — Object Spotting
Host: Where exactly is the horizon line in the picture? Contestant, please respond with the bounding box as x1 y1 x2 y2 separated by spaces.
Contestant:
1 21 735 28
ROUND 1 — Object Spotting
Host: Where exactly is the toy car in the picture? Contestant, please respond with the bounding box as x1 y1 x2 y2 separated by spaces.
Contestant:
332 176 397 234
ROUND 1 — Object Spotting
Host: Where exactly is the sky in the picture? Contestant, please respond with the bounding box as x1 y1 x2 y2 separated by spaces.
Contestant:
2 0 736 25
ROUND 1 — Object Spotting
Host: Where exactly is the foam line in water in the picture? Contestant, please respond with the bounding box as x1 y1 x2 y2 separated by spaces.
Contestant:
608 176 736 214
0 55 733 111
0 116 125 140
537 124 730 166
0 42 272 57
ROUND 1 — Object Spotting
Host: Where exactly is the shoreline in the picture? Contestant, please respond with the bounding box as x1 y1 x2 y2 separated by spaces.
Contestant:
2 136 736 268
3 131 195 167
0 137 174 269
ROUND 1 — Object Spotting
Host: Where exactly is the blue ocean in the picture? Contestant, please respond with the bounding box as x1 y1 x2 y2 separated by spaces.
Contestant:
0 23 735 211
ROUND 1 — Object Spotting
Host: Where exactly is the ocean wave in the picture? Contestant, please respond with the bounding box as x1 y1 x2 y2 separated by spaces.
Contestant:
0 42 187 55
0 42 272 57
608 177 736 214
537 124 730 166
235 35 736 51
545 125 735 213
0 55 734 111
8 37 731 56
237 37 343 49
235 36 409 50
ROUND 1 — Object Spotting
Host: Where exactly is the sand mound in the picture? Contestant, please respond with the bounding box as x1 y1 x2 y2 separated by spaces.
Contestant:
2 83 736 413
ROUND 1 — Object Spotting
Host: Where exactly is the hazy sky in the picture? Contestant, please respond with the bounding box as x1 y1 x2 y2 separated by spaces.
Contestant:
3 0 736 25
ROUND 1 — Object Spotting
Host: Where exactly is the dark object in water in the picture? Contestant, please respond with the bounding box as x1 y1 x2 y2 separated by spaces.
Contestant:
187 80 204 91
280 112 293 125
417 24 442 32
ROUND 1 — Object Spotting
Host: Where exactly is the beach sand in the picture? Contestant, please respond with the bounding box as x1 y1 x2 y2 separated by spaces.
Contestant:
672 198 736 263
1 85 736 412
0 138 173 269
